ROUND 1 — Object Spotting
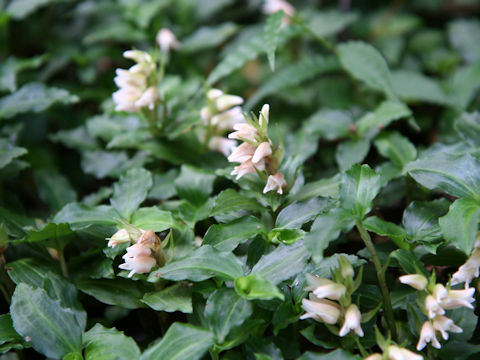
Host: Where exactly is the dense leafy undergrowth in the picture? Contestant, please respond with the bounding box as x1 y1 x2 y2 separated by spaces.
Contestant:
1 0 480 359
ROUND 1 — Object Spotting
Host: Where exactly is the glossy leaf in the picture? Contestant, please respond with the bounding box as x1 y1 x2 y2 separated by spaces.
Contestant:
142 283 192 313
374 131 417 169
130 207 174 232
211 189 265 216
84 324 141 360
276 198 329 229
53 203 118 230
336 138 370 172
363 216 409 249
402 200 450 244
234 274 284 301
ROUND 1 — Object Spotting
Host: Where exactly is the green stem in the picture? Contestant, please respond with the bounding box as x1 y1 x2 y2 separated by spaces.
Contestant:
209 348 219 360
59 249 69 278
356 220 397 340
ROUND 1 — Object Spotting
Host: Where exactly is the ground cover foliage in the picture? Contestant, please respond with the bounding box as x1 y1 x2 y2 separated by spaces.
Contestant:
0 0 480 359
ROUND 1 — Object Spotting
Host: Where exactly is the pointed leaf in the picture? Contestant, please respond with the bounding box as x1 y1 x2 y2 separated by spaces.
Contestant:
335 139 370 172
142 283 192 313
264 11 284 71
374 131 417 169
84 324 141 360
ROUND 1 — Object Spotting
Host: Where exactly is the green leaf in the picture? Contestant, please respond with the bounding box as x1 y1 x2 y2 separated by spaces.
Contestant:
211 189 265 216
251 241 309 284
180 23 238 53
130 207 174 232
76 278 147 309
304 208 355 263
174 165 216 205
289 174 340 202
234 274 284 301
148 245 244 282
356 101 412 138
203 216 266 252
20 222 73 243
5 0 59 20
207 33 265 85
299 349 362 360
53 203 118 230
142 283 192 313
402 200 450 244
339 164 382 218
308 10 357 38
448 19 480 63
82 150 150 179
336 138 370 172
140 323 213 360
35 170 76 213
363 216 409 249
264 11 284 71
448 63 480 110
0 82 78 119
439 198 480 254
374 131 417 170
205 288 252 343
268 228 305 245
391 249 427 276
11 283 83 359
84 324 141 360
455 112 480 147
337 41 396 99
304 109 353 140
149 169 178 200
276 198 329 229
178 199 214 228
246 56 339 109
0 314 23 346
406 152 480 201
391 70 451 105
110 168 152 220
7 258 56 287
0 139 27 169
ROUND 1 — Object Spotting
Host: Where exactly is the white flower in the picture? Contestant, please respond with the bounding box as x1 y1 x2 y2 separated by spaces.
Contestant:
215 94 244 112
252 142 272 164
399 274 428 291
339 304 364 337
432 284 448 303
228 123 258 142
211 106 245 130
119 255 156 278
123 50 152 64
113 87 143 112
451 249 480 287
262 0 295 25
388 345 423 360
208 137 237 157
305 275 346 301
114 69 146 89
416 321 441 350
106 229 131 248
231 158 266 180
300 296 341 325
425 295 445 319
207 88 223 101
263 173 287 194
440 288 475 310
135 86 157 110
156 28 180 52
338 255 354 279
432 315 462 340
365 354 382 360
200 107 212 124
228 142 256 163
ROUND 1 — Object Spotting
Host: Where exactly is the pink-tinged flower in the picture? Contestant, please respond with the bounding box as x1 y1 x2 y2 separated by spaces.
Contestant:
305 275 346 301
113 87 143 112
228 142 256 163
114 69 146 89
156 28 180 52
208 137 237 157
228 123 258 142
106 229 131 248
339 304 364 337
262 0 295 26
432 315 462 340
300 296 341 325
440 288 475 310
231 159 266 180
425 295 445 319
399 274 428 291
207 88 223 101
135 86 157 110
388 346 423 360
123 243 151 258
416 321 441 350
200 107 212 124
119 256 156 278
215 94 244 112
252 142 272 164
263 173 286 194
211 106 245 130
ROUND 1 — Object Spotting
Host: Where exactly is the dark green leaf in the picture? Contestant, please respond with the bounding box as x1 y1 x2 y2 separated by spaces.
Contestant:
84 324 141 360
402 200 450 244
448 19 480 63
288 175 340 202
391 70 451 105
455 112 480 147
142 283 192 313
374 131 417 169
391 249 427 276
356 101 411 138
276 198 329 229
174 165 215 205
363 216 409 249
35 170 76 213
53 203 118 230
0 139 27 169
299 349 362 360
268 228 305 245
336 139 370 172
211 189 265 216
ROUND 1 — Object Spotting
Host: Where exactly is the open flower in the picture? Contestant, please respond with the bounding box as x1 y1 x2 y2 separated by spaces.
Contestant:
339 304 364 337
432 315 462 340
300 296 341 325
388 346 423 360
452 248 480 287
417 321 441 350
425 295 445 319
440 288 475 310
306 275 347 301
263 173 287 194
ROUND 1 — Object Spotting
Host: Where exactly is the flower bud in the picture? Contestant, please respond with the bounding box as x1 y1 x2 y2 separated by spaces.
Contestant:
156 28 180 52
309 277 347 301
399 274 428 291
338 255 354 279
107 229 131 248
416 321 441 350
207 88 223 101
252 142 272 164
300 297 341 325
259 103 270 128
263 173 287 195
365 354 382 360
440 288 475 310
339 304 363 337
123 50 152 64
215 94 244 112
388 346 423 360
208 137 237 157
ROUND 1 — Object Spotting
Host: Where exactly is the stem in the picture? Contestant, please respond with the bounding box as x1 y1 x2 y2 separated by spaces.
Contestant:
59 249 69 278
356 220 397 340
209 348 219 360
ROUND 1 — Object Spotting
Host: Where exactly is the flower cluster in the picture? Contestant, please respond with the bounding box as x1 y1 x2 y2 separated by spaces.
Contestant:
227 104 286 194
113 50 157 113
399 273 475 351
451 237 480 287
107 227 166 278
300 256 364 338
201 88 245 156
